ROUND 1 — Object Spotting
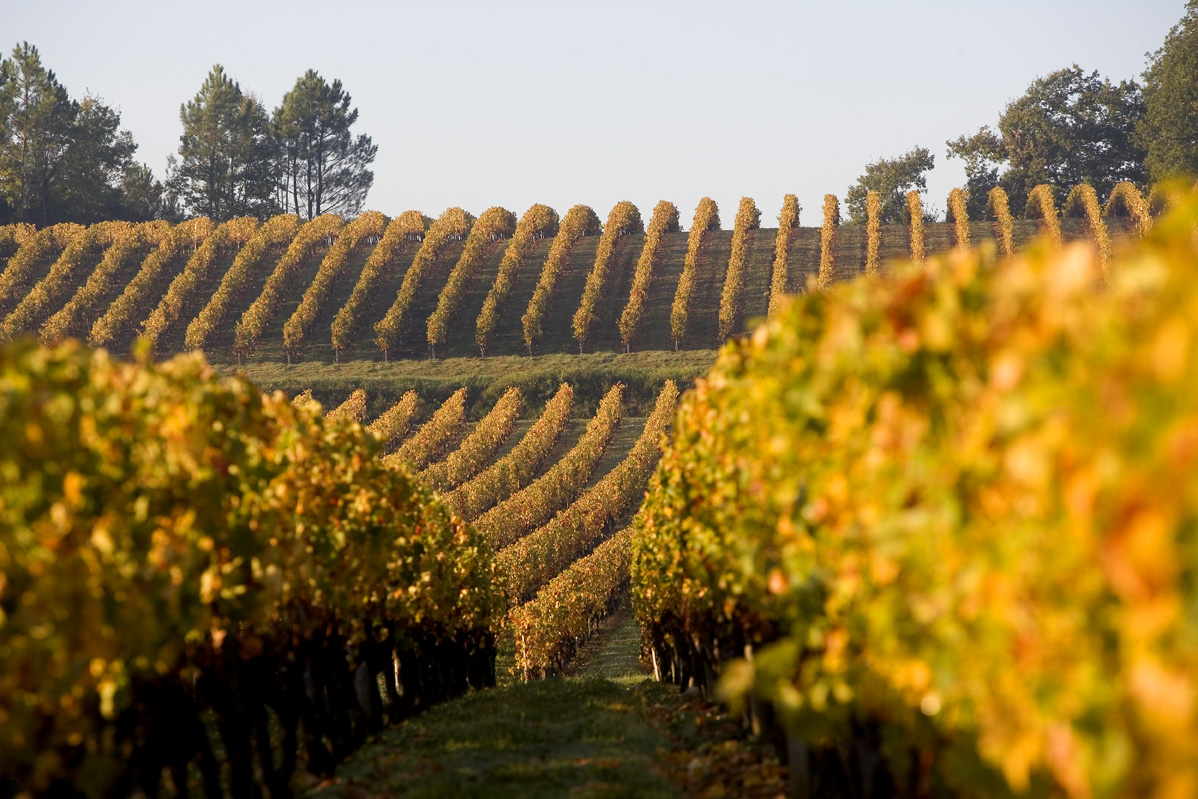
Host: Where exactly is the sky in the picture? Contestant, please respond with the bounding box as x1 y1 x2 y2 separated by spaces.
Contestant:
5 0 1189 226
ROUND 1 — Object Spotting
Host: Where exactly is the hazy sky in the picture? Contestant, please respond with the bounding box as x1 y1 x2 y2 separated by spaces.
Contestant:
6 0 1188 225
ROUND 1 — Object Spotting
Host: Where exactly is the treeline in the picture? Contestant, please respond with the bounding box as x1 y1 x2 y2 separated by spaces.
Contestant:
0 44 376 227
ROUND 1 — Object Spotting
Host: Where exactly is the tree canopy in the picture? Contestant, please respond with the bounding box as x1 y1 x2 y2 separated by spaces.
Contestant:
0 42 160 225
1139 1 1198 181
947 65 1146 217
845 146 935 224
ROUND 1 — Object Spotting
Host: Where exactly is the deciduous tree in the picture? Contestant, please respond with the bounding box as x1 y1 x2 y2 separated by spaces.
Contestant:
845 146 934 224
1139 1 1198 181
947 66 1146 216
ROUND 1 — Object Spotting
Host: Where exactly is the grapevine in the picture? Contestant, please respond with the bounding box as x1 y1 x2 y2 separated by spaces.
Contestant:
427 207 516 357
496 380 677 606
572 201 642 352
1065 184 1112 283
471 383 623 549
89 218 215 350
330 210 429 358
717 197 761 340
442 382 574 521
987 186 1015 256
374 207 474 361
816 194 839 290
522 205 601 354
0 222 120 342
618 200 679 352
0 340 501 797
476 204 559 357
365 389 421 452
0 223 84 316
184 213 300 353
40 221 169 347
232 213 343 362
906 190 925 267
631 209 1198 799
139 216 259 351
418 387 523 493
672 197 720 342
864 191 881 275
948 187 970 248
1025 184 1063 248
0 222 36 264
1105 181 1152 236
384 387 468 472
284 211 386 361
325 387 367 423
511 526 633 679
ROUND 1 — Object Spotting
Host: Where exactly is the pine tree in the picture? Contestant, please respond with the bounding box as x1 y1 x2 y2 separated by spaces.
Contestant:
167 65 278 221
273 70 375 219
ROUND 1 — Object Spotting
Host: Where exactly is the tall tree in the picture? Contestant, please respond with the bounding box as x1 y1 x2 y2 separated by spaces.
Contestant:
1139 1 1198 181
0 42 74 225
273 70 376 218
845 146 935 224
0 42 157 225
168 65 277 221
947 66 1146 216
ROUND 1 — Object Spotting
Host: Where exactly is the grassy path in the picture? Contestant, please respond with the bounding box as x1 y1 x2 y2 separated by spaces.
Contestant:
306 600 787 799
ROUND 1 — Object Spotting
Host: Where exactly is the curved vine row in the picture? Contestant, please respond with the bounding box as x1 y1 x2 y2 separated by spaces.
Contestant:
572 202 642 352
1025 184 1063 248
366 390 421 452
816 194 839 291
184 213 300 353
471 383 624 550
618 200 679 352
384 387 468 472
0 222 36 266
948 187 970 248
717 197 761 340
40 221 169 347
89 219 214 350
442 382 574 521
232 213 343 361
987 186 1015 256
427 207 516 356
907 190 925 267
140 217 259 350
522 205 601 355
0 223 85 317
330 210 428 358
511 525 634 679
1065 184 1113 283
476 204 559 357
865 191 882 276
1106 181 1152 237
672 197 720 343
418 387 523 493
0 222 120 342
326 387 368 423
374 207 473 361
765 194 800 321
495 380 678 606
284 211 387 361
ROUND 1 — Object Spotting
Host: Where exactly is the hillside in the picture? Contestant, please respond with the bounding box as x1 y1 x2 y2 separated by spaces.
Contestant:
0 212 1139 375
